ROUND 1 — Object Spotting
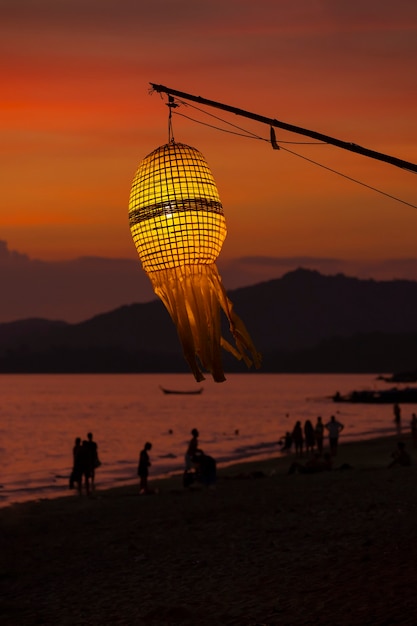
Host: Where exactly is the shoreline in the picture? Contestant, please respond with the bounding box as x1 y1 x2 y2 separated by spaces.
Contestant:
2 432 417 625
0 429 406 511
0 431 411 512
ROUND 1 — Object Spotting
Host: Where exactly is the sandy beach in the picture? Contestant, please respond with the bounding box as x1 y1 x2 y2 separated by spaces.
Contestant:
1 433 417 625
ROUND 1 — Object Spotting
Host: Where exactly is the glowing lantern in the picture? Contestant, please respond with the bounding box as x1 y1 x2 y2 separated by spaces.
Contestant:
128 141 261 382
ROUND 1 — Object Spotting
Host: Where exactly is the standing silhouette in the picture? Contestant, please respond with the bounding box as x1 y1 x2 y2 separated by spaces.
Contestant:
411 413 417 447
84 432 100 490
325 416 344 456
292 421 304 457
70 437 82 493
79 440 93 496
304 420 315 454
314 417 324 455
393 404 402 435
138 442 153 494
185 428 202 470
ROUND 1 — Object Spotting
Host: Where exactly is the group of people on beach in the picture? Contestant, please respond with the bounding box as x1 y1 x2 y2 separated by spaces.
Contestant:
137 428 217 495
69 432 100 496
281 415 344 458
70 427 217 498
284 404 417 475
72 405 417 498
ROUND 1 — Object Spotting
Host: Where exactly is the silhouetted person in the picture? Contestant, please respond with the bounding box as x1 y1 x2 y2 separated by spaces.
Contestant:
281 431 293 452
411 413 417 448
185 428 202 470
70 437 82 493
325 416 344 456
84 432 100 489
388 441 411 468
304 420 315 454
292 421 304 457
192 452 217 487
138 442 153 494
393 403 402 435
315 416 324 454
79 440 93 496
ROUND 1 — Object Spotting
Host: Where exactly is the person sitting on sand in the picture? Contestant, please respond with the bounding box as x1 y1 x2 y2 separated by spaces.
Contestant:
280 431 293 452
288 452 333 475
192 452 217 487
388 441 411 468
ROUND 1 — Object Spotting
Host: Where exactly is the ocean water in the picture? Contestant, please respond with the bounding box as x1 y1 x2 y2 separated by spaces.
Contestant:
0 372 414 507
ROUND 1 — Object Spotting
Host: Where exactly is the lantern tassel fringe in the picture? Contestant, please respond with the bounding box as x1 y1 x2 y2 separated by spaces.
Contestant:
149 264 262 383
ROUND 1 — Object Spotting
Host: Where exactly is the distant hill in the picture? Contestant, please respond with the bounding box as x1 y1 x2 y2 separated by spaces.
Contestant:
1 268 417 374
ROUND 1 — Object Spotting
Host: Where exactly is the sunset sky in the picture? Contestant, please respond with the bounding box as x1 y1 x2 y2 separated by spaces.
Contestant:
1 0 416 272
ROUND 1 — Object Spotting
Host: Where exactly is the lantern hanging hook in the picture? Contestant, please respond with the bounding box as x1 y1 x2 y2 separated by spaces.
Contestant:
166 95 178 143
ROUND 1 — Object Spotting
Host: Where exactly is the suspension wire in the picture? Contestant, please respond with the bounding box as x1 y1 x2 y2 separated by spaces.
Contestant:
278 145 417 210
174 110 266 141
174 109 325 145
171 105 417 210
175 98 272 140
174 98 323 144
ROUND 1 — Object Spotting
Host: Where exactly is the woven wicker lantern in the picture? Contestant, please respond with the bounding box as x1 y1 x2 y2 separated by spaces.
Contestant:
128 141 261 382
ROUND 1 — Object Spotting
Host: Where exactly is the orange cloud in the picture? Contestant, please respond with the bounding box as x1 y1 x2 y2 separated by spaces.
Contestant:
0 0 415 264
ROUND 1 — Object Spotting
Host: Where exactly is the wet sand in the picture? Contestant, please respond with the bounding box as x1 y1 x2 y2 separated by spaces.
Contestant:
1 433 417 625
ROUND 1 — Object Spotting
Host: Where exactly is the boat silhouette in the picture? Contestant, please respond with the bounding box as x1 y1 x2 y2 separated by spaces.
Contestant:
333 387 417 404
159 386 203 395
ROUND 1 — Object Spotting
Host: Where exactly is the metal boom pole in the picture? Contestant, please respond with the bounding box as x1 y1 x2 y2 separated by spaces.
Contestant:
150 83 417 174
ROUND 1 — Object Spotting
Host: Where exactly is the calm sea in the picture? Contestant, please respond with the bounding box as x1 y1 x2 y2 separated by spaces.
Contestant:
0 372 414 507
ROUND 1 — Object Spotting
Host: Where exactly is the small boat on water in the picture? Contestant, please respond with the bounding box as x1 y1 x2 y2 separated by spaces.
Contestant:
159 386 203 395
377 370 417 383
333 387 417 404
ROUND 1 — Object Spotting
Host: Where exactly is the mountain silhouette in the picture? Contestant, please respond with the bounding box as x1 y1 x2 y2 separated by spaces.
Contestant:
1 268 417 373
